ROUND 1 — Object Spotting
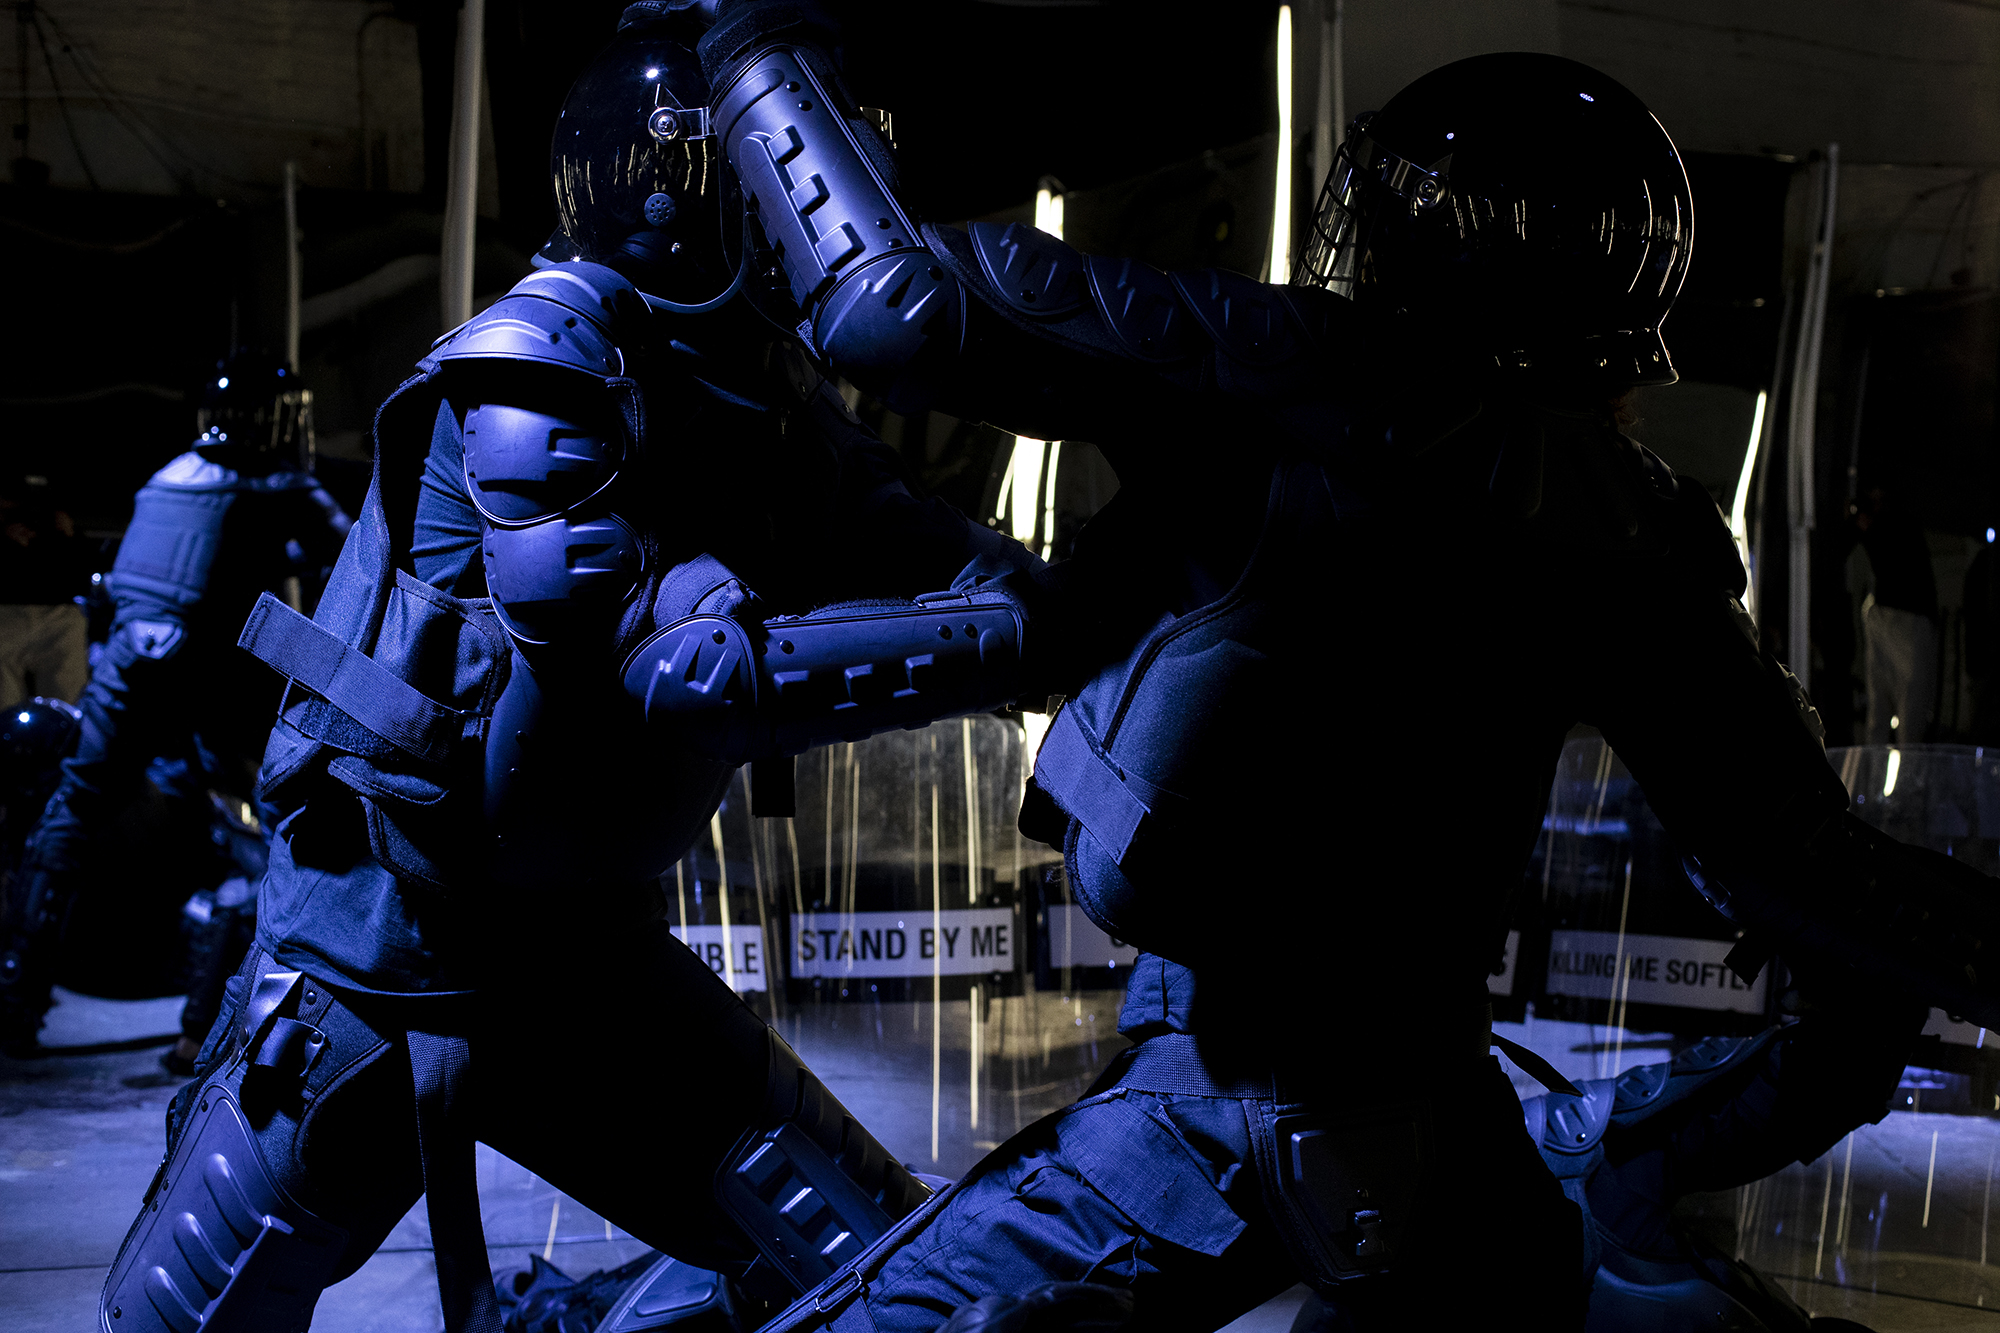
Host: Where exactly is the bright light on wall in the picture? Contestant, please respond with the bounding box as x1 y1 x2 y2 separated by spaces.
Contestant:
1729 389 1768 620
1034 185 1064 238
1268 5 1294 282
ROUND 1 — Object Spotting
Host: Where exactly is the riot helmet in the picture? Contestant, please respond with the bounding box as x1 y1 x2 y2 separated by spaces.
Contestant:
0 696 80 822
194 353 315 474
544 5 743 310
1294 53 1692 388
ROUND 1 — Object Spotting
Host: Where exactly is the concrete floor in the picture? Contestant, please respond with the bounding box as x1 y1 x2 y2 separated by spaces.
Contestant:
6 991 1999 1331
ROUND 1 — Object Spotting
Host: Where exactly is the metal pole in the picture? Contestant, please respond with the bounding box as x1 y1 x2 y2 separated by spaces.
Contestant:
283 160 301 372
1331 0 1345 153
1312 5 1333 194
1787 144 1839 689
440 0 484 330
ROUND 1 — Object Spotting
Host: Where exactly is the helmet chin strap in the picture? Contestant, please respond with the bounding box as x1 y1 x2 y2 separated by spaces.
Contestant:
641 196 756 315
639 244 750 315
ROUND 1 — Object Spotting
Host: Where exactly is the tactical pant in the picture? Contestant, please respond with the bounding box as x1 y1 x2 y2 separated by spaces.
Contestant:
111 895 778 1331
846 1054 1586 1333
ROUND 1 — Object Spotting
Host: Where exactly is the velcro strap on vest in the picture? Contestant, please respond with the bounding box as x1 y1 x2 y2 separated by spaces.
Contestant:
1031 706 1178 866
238 592 470 767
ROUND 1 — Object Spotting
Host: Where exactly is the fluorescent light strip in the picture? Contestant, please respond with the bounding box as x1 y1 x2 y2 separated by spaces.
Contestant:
1730 389 1768 618
1270 5 1294 282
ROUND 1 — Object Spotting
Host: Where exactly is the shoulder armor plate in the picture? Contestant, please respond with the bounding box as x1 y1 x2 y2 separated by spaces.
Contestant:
430 262 645 378
1170 269 1299 366
1534 1078 1617 1157
150 451 240 491
463 403 623 528
1084 255 1200 362
969 221 1086 317
1276 285 1350 351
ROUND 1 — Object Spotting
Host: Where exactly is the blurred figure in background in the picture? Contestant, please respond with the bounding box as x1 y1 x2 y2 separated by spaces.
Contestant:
1849 481 1938 743
0 355 350 1066
0 474 90 706
1962 532 2000 742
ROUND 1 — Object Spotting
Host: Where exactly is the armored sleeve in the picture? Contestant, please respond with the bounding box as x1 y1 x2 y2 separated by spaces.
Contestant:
694 7 1384 475
1584 482 2000 1030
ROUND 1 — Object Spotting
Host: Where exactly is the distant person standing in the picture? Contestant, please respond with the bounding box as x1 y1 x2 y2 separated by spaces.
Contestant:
0 357 351 1063
1964 534 2000 742
1851 482 1939 743
0 477 89 706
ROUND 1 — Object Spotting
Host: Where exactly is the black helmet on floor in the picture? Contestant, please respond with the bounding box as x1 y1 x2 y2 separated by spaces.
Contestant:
1293 52 1692 389
542 3 739 307
0 696 80 815
194 353 315 474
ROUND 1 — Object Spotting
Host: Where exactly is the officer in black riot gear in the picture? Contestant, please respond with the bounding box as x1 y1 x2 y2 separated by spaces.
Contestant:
666 23 1986 1331
100 10 1049 1333
0 356 351 1067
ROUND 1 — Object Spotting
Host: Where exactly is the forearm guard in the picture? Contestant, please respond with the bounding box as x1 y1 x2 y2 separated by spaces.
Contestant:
623 583 1027 764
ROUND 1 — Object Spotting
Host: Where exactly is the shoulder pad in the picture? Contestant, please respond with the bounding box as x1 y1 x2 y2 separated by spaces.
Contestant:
1084 255 1201 361
1170 269 1299 366
1628 437 1679 500
1664 472 1750 600
428 262 646 378
1531 1078 1617 1156
1608 1028 1778 1128
1522 1078 1616 1181
149 451 239 491
1276 285 1352 352
969 221 1086 317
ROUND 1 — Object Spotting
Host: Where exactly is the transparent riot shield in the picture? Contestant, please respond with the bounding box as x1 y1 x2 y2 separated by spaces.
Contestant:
661 714 1131 1179
1505 736 2000 1321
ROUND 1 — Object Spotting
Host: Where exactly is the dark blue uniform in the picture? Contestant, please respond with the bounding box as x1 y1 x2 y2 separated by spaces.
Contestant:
0 449 348 1052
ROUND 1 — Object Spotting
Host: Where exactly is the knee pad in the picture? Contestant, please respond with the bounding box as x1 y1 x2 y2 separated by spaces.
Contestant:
101 1070 348 1333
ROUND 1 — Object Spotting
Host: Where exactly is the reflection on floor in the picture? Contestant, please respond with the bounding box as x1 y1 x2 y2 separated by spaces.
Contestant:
4 991 1997 1330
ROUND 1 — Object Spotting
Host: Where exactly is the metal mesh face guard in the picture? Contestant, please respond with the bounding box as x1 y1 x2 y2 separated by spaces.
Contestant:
198 388 317 473
1287 54 1693 389
1292 120 1447 299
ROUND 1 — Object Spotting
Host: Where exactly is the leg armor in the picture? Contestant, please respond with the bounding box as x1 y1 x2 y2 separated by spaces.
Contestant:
100 965 353 1333
714 1028 934 1293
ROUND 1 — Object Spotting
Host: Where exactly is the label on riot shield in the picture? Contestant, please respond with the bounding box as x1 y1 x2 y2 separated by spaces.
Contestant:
672 925 769 992
790 909 1016 978
1047 904 1139 971
1545 930 1765 1014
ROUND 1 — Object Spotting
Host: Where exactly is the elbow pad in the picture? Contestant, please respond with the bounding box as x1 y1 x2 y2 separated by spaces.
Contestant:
622 585 1026 763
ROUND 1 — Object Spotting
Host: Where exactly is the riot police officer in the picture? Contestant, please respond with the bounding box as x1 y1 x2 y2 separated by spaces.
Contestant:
99 9 1048 1333
1 356 350 1067
676 22 1992 1331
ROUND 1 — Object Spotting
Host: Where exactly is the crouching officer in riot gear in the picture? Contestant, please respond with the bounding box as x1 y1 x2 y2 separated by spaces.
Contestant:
98 9 1055 1333
0 356 350 1066
675 19 2000 1331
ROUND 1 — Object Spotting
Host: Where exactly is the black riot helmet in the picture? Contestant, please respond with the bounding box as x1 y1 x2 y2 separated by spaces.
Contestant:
1294 53 1692 389
0 696 80 819
544 6 743 310
194 353 315 474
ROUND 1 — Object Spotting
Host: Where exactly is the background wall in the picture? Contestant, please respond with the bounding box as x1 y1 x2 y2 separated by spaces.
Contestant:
1 0 1993 739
